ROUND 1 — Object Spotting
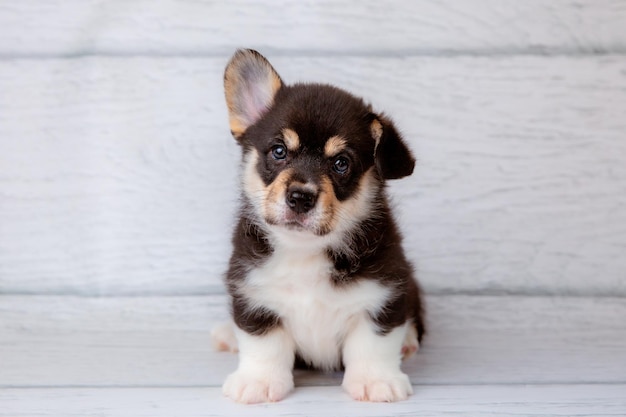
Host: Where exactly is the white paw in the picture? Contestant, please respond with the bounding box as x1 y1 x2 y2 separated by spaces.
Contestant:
210 321 238 353
342 369 413 402
223 370 294 404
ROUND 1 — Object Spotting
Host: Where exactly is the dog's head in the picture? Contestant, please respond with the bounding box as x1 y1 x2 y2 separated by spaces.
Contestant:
224 49 415 240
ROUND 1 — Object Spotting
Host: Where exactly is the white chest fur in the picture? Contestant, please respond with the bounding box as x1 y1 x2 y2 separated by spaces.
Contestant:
242 235 391 370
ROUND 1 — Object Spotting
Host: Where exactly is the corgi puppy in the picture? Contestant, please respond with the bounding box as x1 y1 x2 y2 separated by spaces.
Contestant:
212 49 425 403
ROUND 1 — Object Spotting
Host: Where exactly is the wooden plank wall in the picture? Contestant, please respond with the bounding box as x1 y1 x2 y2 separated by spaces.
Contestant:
1 1 625 296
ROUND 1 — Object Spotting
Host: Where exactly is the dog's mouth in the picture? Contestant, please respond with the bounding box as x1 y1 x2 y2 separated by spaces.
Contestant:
282 211 313 230
265 209 330 236
283 221 307 232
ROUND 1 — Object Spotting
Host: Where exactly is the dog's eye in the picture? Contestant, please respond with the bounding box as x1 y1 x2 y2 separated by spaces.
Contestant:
333 156 350 174
271 145 287 160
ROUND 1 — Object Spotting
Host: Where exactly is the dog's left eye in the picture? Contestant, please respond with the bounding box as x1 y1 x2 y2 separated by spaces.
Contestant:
271 145 287 160
333 156 350 174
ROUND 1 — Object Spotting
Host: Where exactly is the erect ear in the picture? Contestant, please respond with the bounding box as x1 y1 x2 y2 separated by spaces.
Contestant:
224 49 283 139
371 115 416 180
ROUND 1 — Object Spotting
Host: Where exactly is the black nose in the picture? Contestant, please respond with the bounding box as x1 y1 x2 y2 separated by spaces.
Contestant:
286 188 317 214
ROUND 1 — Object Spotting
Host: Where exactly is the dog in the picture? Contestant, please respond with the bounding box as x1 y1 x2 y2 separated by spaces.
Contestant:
211 49 425 404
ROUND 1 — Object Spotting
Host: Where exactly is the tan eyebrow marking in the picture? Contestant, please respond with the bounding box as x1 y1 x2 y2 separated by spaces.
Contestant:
282 128 300 151
324 135 348 157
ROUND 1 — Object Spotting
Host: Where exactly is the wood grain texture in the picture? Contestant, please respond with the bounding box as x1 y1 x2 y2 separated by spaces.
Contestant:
1 55 625 296
1 1 626 56
0 58 237 295
1 295 625 387
2 385 625 417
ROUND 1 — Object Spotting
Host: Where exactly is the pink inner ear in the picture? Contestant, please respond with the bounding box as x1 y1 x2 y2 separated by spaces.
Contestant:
242 81 274 127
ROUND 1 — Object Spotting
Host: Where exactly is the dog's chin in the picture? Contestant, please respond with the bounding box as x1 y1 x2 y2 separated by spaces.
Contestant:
283 220 309 232
266 212 329 237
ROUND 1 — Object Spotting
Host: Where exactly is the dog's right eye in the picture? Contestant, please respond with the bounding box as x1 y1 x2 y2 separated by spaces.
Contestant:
271 144 287 160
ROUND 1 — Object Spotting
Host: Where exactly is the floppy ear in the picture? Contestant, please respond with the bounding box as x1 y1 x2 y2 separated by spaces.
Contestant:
371 115 416 180
224 49 283 139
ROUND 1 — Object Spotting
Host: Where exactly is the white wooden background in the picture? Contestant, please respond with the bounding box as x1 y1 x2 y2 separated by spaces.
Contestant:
2 1 626 297
2 2 626 416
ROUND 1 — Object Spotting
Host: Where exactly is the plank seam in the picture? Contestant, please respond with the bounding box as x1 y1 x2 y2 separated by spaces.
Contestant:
3 381 626 390
2 48 626 61
1 290 625 298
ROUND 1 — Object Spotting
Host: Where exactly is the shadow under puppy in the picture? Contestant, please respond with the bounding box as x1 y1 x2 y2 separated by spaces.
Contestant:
212 49 425 403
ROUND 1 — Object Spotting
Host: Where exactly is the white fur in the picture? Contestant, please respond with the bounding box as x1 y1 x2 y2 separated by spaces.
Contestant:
223 326 295 403
342 320 413 402
241 236 393 370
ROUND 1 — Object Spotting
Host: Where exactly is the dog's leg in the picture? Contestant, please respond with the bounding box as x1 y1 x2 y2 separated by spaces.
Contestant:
342 317 412 402
222 326 295 404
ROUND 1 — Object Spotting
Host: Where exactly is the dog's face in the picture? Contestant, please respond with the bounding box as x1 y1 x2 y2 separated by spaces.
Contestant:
224 50 415 238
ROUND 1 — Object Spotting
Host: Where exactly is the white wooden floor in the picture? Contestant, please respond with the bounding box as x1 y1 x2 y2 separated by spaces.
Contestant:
2 294 625 416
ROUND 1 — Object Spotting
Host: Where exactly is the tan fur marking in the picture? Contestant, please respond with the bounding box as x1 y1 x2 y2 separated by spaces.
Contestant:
333 168 380 233
317 168 380 236
223 68 248 138
265 168 295 222
228 117 247 138
271 75 282 98
324 136 348 158
370 119 383 152
317 175 339 234
282 128 300 151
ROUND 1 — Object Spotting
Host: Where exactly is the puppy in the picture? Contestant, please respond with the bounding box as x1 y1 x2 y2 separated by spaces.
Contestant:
212 49 425 403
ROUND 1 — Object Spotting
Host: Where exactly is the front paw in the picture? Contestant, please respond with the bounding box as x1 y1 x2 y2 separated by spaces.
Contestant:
223 370 294 404
342 369 413 402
